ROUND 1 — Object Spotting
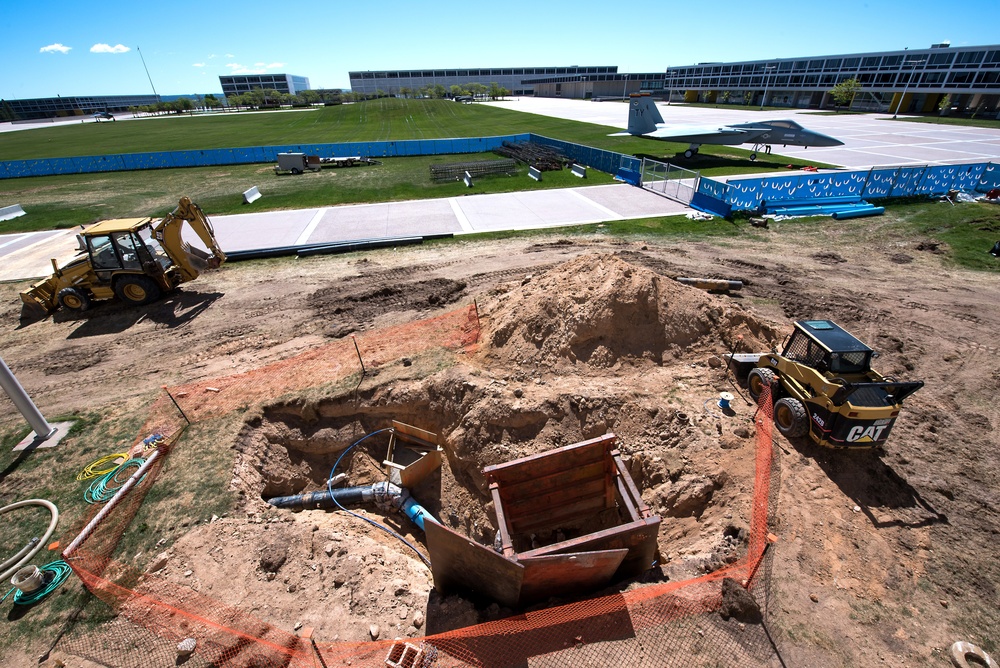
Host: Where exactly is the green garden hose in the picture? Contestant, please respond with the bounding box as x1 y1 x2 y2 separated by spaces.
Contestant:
0 560 72 606
84 457 146 504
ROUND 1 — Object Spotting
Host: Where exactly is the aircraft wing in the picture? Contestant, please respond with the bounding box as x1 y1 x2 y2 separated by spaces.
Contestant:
640 124 767 145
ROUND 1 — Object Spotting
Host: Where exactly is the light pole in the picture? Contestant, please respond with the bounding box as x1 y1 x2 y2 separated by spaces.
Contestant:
666 67 672 105
893 59 925 118
760 65 776 110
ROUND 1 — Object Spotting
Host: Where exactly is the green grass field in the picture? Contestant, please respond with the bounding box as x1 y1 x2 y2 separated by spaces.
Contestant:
0 98 830 168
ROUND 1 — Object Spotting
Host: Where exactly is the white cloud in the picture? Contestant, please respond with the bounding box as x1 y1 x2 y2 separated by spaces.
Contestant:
225 53 235 58
90 43 130 54
208 54 218 59
225 61 286 75
40 43 72 54
193 63 206 67
226 63 266 75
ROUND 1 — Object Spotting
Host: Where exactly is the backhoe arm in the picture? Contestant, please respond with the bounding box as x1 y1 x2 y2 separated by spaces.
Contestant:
154 197 227 282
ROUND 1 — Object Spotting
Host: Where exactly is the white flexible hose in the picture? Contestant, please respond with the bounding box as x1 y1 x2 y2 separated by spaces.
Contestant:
0 499 59 583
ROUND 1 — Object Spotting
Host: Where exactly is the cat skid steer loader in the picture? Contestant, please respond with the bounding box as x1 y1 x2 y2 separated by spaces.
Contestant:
732 320 923 449
20 197 226 319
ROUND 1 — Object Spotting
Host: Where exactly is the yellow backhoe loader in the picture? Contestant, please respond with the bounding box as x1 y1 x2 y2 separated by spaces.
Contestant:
20 197 226 319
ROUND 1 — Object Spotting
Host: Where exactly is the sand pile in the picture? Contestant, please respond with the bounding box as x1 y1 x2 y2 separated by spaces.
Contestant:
480 253 775 368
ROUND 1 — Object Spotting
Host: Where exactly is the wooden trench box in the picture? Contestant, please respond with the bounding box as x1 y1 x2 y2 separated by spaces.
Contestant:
425 433 660 607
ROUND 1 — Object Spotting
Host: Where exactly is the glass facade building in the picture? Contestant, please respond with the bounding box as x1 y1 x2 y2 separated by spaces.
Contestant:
665 43 1000 113
219 74 311 97
2 95 160 120
348 67 618 97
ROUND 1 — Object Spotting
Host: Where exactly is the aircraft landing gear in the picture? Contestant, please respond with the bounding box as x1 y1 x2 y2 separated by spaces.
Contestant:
749 143 773 162
683 145 700 159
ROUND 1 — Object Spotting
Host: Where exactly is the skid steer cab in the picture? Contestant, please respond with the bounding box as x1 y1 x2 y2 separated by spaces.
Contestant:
20 197 226 319
732 320 923 449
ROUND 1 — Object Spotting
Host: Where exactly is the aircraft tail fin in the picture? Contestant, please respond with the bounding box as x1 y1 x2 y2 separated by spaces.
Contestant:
627 94 664 135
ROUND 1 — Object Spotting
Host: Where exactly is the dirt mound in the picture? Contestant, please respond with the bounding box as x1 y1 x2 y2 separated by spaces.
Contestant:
479 253 776 368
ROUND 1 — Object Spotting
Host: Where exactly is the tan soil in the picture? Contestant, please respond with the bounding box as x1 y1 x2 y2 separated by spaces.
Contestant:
1 225 998 668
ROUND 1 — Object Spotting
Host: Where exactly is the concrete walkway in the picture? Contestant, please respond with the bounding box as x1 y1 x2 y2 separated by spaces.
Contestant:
0 183 690 282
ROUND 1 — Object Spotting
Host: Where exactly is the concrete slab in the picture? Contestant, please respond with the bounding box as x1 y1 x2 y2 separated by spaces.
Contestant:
577 184 691 218
13 421 75 452
210 208 319 252
454 189 613 232
0 184 693 282
0 230 79 283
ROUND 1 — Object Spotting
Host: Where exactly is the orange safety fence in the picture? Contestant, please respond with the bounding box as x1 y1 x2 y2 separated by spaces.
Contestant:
55 305 781 668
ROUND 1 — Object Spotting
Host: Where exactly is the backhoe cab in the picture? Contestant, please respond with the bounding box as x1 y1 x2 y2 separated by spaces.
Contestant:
20 197 226 319
736 320 923 449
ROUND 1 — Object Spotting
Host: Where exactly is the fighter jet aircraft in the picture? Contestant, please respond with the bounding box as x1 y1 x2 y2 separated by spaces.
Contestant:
611 94 843 160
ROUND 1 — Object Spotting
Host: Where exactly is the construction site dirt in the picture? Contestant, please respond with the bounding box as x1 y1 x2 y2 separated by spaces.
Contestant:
0 220 998 668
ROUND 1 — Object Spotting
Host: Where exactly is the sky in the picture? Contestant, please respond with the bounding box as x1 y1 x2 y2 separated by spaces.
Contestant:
3 0 999 99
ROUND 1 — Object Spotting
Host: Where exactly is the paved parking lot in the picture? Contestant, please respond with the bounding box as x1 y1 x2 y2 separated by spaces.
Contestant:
487 98 1000 169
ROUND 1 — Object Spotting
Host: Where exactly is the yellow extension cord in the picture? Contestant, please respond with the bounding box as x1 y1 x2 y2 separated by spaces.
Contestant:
75 453 129 481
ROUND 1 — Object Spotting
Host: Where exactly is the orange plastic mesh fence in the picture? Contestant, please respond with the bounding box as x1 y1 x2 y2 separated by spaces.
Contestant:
58 308 781 668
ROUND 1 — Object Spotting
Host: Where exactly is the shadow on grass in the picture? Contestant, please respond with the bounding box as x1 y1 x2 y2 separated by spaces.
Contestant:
633 152 808 172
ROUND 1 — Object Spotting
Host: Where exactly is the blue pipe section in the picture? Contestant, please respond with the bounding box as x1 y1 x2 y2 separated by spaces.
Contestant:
832 206 885 220
400 496 435 531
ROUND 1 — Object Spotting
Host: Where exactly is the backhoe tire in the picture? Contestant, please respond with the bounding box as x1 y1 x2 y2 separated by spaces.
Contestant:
57 287 90 312
774 397 809 438
747 367 777 403
115 275 161 306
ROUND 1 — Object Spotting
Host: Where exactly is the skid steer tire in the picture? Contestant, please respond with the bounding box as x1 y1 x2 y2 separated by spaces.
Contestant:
748 368 777 404
774 397 808 438
58 287 91 312
115 275 162 306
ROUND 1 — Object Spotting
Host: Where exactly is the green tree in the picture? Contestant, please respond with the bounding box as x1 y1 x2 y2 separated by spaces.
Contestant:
204 94 222 109
399 87 412 99
743 90 754 106
720 90 731 105
432 84 447 99
489 83 503 100
174 97 195 114
829 77 860 111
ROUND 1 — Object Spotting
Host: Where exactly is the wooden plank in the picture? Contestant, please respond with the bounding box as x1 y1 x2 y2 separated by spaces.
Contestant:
520 517 660 559
483 434 616 486
392 420 439 448
490 483 514 557
510 495 609 535
519 548 629 603
424 520 523 608
497 460 607 504
616 476 641 522
398 448 442 488
502 476 608 519
612 451 651 518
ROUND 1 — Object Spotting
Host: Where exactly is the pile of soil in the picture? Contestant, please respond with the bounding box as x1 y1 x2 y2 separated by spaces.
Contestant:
480 253 777 369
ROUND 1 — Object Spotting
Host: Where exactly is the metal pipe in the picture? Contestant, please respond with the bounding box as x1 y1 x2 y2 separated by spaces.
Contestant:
63 448 161 560
267 481 437 531
675 277 743 291
0 356 55 442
